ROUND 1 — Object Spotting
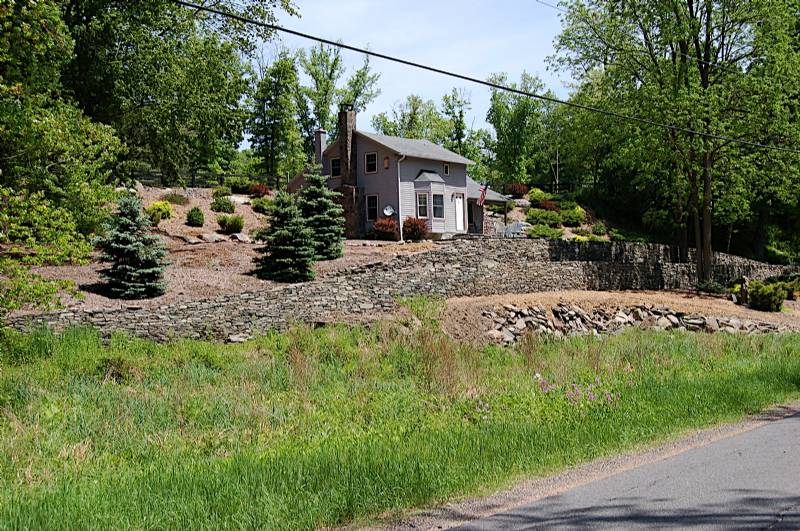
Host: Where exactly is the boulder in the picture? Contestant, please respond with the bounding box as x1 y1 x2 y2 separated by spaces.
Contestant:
230 233 252 244
201 233 228 243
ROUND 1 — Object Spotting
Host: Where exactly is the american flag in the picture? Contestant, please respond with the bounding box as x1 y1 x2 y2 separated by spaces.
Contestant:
477 182 488 206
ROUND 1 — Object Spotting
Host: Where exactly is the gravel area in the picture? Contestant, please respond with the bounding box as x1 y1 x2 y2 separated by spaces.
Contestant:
443 290 800 344
21 186 436 314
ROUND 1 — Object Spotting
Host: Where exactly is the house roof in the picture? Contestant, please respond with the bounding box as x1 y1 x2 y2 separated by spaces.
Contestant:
323 130 475 165
414 171 445 183
466 177 509 204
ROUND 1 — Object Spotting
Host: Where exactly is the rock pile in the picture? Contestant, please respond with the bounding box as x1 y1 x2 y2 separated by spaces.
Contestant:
484 303 788 343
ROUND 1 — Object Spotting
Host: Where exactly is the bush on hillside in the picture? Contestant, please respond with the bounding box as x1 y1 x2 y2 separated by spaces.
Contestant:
212 186 232 200
486 201 514 215
526 208 561 227
560 206 586 227
298 170 345 260
216 214 244 235
748 280 785 312
253 192 316 282
250 183 269 198
251 197 271 215
225 177 253 195
145 201 173 226
527 224 563 240
696 280 725 294
540 199 558 211
210 196 235 213
186 207 204 227
159 192 189 206
506 183 529 198
527 188 554 206
373 217 399 241
592 222 607 235
94 195 167 299
403 218 429 241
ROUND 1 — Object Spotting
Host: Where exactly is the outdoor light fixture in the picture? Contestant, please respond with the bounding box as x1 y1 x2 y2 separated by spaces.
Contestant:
383 157 390 170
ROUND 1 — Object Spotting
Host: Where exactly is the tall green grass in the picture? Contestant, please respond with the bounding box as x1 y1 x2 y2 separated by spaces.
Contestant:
1 303 799 529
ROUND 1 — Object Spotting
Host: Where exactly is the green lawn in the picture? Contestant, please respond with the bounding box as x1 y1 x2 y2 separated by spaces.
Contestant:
1 300 799 530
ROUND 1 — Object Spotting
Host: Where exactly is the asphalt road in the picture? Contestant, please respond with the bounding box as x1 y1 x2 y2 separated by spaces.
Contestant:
456 413 800 530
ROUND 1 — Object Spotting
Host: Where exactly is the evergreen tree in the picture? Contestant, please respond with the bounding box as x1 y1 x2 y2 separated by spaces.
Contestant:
254 192 316 282
249 51 306 181
95 195 168 299
298 168 345 260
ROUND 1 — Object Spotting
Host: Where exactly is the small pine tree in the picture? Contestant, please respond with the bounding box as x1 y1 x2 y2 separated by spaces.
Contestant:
298 168 345 260
253 192 316 282
95 195 168 299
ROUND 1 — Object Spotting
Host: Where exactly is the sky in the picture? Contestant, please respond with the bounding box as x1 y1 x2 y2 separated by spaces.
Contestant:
270 0 573 134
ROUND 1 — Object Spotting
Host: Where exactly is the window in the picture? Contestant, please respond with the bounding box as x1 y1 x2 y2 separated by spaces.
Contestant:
366 195 379 222
331 158 341 177
416 193 428 218
365 152 378 174
433 194 445 219
443 163 450 176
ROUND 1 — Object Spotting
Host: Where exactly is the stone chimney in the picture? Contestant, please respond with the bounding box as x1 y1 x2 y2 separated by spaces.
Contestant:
314 128 327 165
338 104 357 186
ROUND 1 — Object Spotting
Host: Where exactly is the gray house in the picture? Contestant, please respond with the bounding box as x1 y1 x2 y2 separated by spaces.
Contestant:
291 105 507 239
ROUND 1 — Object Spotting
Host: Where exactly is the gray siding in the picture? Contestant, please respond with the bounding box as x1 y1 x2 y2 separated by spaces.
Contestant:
356 137 399 228
399 157 468 235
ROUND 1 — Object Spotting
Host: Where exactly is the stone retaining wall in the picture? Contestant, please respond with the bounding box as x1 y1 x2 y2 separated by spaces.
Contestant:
8 239 795 342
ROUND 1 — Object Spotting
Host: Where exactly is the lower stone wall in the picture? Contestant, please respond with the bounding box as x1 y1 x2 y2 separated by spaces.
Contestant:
8 239 795 342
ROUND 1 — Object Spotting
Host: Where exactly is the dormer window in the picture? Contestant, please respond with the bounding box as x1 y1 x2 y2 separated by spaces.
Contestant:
365 152 378 174
331 158 341 177
443 163 450 176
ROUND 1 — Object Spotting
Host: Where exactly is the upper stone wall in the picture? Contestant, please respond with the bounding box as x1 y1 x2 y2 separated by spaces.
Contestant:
8 239 795 342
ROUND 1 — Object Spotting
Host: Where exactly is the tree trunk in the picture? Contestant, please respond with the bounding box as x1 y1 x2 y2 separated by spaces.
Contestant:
700 149 714 281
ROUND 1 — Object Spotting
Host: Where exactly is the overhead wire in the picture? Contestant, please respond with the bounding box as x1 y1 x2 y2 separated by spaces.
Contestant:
171 0 800 154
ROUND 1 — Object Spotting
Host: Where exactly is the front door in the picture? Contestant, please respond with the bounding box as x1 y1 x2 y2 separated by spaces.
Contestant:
454 194 464 231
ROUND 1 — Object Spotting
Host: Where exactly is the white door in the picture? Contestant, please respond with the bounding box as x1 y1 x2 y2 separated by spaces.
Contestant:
454 194 465 231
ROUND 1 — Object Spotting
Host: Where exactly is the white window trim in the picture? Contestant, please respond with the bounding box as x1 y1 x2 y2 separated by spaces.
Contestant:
330 157 341 177
416 192 429 219
365 152 378 174
432 193 445 219
443 163 450 176
366 194 379 222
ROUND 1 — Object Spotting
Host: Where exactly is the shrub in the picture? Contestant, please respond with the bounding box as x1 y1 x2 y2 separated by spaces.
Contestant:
94 195 167 299
212 186 232 200
216 214 244 235
560 206 586 227
540 199 558 211
527 188 554 206
526 208 561 227
572 235 590 243
253 192 316 282
557 199 579 211
145 201 173 226
748 280 785 312
251 197 271 215
506 183 529 198
298 170 345 260
210 196 235 213
373 217 399 241
159 192 189 206
403 218 429 241
527 224 563 240
592 222 607 235
225 177 253 195
186 207 204 227
609 229 626 241
697 280 725 294
573 227 591 237
250 183 269 198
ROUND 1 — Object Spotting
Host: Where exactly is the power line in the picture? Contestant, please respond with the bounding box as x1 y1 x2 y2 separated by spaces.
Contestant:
171 0 799 155
533 0 743 76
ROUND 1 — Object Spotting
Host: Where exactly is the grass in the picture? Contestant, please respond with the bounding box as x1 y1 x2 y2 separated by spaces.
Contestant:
1 299 799 529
